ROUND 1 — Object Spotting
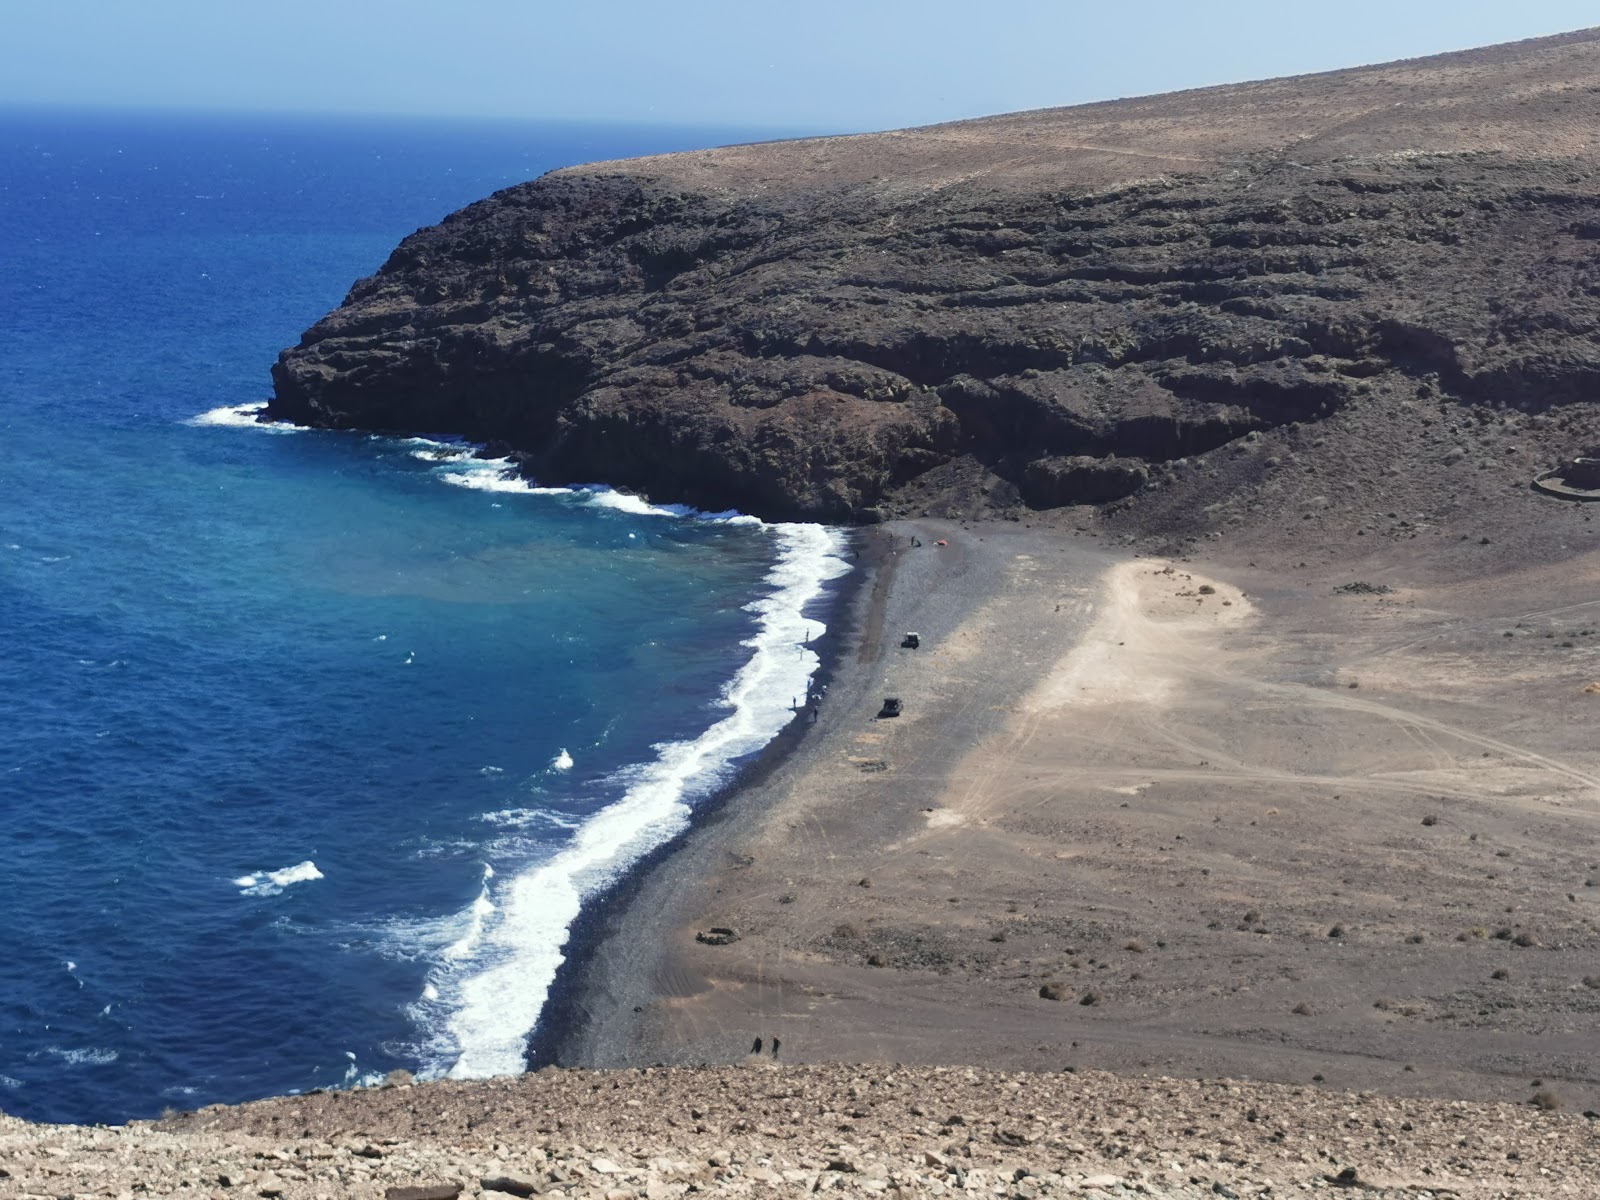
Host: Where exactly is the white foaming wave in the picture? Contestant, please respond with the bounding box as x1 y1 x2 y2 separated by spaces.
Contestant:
0 1075 20 1088
45 1047 118 1066
574 487 757 524
235 860 324 897
479 807 582 832
550 748 573 772
418 521 849 1080
438 468 544 494
428 464 762 526
186 403 303 433
580 486 688 517
442 865 496 961
410 446 476 464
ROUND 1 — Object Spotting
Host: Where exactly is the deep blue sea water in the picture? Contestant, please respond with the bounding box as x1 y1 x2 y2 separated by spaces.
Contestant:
0 109 846 1125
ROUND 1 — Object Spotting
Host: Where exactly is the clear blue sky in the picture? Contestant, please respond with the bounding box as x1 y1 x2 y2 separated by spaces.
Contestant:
3 1 1596 133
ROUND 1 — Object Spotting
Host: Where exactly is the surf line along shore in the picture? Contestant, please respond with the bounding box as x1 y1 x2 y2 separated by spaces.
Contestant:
531 519 1118 1070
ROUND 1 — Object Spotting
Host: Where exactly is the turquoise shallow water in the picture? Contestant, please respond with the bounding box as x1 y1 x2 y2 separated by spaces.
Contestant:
0 110 845 1124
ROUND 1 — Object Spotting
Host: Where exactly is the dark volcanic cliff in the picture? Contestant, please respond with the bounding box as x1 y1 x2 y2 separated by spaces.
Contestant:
270 29 1600 524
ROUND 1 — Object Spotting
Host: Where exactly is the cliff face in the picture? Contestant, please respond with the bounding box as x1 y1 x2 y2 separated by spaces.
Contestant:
269 30 1600 523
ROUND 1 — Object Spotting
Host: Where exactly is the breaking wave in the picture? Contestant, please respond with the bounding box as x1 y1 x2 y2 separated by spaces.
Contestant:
234 860 324 897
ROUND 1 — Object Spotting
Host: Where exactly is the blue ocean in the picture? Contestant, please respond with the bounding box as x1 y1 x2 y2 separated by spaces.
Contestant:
0 109 847 1125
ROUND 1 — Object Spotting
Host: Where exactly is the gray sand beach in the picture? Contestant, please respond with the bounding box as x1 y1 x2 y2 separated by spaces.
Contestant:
552 519 1600 1113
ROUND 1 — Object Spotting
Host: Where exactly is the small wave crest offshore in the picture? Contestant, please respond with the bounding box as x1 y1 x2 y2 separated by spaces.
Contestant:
411 520 849 1080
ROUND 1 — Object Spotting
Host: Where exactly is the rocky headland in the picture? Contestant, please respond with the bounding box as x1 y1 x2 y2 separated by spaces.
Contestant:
269 29 1600 530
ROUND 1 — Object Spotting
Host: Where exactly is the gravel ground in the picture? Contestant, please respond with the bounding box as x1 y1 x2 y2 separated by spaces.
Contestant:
6 1064 1599 1199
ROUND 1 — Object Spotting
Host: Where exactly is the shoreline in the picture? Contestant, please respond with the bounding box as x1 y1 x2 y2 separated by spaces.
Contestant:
543 518 1101 1068
195 400 880 1088
524 523 890 1070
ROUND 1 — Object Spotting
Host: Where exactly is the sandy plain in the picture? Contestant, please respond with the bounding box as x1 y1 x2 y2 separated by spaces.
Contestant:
556 515 1600 1117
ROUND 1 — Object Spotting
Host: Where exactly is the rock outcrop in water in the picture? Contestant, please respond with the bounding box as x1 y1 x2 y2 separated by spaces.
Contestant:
269 29 1600 523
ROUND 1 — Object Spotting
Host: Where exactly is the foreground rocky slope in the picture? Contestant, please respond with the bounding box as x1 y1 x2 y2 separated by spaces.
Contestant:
270 29 1600 523
7 1065 1599 1198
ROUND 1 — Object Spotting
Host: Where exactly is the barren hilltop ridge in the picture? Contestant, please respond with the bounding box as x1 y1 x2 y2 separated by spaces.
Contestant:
11 30 1600 1200
269 28 1600 531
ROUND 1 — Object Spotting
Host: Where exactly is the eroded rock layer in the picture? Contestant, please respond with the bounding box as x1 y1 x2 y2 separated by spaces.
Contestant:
269 30 1600 522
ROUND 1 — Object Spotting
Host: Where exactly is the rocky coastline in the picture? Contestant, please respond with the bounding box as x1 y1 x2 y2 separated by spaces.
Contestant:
269 29 1600 531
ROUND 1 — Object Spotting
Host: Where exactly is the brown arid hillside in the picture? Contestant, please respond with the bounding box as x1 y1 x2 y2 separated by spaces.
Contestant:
269 28 1600 530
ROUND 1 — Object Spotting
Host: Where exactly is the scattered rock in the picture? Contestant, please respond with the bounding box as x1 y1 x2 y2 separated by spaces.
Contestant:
480 1177 540 1198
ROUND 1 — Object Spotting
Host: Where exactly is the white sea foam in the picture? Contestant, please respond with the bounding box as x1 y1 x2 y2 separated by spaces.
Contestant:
186 403 303 432
235 860 324 896
196 407 765 522
550 749 573 772
0 1075 21 1088
408 444 475 463
45 1047 118 1066
407 520 849 1080
443 865 496 961
438 468 541 494
580 487 685 517
479 807 582 832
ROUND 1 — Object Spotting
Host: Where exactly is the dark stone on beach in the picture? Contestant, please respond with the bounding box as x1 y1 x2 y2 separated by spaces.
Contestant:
386 1186 463 1200
1039 982 1068 1001
480 1176 540 1198
695 926 739 946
